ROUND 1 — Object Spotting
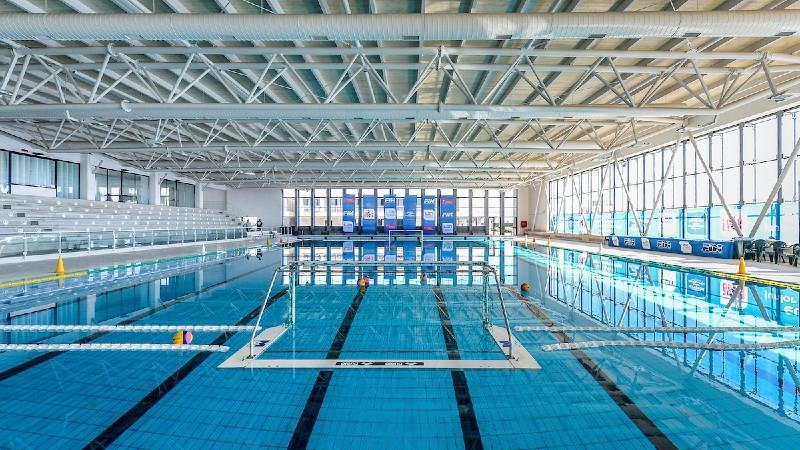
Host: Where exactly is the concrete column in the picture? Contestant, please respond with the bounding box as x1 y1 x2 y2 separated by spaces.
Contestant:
84 294 96 324
79 154 97 201
194 183 204 209
149 280 161 308
149 172 161 205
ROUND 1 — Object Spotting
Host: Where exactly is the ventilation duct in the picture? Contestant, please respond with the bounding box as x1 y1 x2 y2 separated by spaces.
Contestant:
0 11 798 41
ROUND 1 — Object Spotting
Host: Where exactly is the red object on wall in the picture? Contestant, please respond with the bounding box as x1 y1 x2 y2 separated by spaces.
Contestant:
520 220 528 228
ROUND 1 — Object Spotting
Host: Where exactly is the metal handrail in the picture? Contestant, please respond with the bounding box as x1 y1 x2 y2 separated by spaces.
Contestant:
0 226 289 259
248 259 514 360
388 229 423 246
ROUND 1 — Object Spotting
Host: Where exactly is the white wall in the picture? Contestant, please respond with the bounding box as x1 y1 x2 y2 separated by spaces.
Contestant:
519 183 548 232
225 188 282 227
203 187 227 211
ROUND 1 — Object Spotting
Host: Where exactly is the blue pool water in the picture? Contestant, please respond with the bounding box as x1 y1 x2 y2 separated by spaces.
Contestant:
0 240 799 448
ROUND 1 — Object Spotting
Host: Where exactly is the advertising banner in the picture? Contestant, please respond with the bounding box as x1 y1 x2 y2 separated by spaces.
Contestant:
686 273 707 298
384 241 397 281
685 209 708 239
383 194 397 231
422 195 436 234
403 241 417 281
403 195 418 230
362 195 377 234
343 241 355 282
440 195 456 234
342 194 355 233
606 235 734 259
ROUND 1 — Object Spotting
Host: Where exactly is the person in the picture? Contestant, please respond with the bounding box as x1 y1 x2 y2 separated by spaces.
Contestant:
256 218 263 231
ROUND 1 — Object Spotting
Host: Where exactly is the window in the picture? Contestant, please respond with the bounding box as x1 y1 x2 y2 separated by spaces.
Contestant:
10 153 55 188
314 188 327 227
503 190 517 235
96 168 148 203
0 151 7 194
472 189 485 229
298 189 312 227
282 189 296 227
329 189 342 227
55 160 80 199
457 189 470 227
160 179 195 207
488 189 501 235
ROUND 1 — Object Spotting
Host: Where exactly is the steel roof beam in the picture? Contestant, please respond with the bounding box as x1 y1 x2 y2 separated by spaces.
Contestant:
0 103 717 120
2 11 800 41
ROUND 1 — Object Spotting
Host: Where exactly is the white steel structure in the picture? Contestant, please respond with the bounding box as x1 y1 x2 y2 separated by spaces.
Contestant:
0 2 799 189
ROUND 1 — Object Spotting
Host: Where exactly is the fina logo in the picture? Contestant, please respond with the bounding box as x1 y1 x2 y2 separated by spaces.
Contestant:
657 240 672 250
701 242 724 254
623 238 636 247
423 198 436 205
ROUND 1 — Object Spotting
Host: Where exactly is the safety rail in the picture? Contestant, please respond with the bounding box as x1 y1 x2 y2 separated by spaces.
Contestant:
0 226 285 259
387 229 424 246
249 259 513 360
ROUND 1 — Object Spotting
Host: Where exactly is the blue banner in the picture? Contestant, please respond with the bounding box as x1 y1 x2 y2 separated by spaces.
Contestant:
422 195 436 234
403 195 417 230
362 195 377 234
342 194 355 233
686 274 707 298
606 235 735 259
384 194 397 231
403 241 417 282
342 241 355 282
440 241 456 285
362 242 378 279
685 209 708 239
384 242 397 281
440 195 456 234
423 241 436 275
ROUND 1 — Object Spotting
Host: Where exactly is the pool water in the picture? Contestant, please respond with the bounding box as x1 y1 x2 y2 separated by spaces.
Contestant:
0 240 798 449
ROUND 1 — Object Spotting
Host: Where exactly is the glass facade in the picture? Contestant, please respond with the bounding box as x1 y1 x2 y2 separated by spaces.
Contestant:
549 107 800 243
95 168 149 203
160 179 195 207
282 188 296 227
0 151 8 194
0 150 79 198
281 188 517 234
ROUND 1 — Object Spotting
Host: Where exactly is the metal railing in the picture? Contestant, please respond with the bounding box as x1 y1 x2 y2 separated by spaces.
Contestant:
387 229 423 246
0 226 285 259
249 259 513 359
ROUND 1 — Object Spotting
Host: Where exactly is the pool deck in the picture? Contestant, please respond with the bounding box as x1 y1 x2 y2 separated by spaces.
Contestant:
525 235 800 286
0 236 290 284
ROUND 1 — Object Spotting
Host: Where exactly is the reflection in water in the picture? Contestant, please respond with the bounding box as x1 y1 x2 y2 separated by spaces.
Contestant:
517 244 800 422
0 247 267 346
284 240 517 286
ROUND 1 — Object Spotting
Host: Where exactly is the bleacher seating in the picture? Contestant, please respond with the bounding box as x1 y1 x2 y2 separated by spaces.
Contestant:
0 193 248 258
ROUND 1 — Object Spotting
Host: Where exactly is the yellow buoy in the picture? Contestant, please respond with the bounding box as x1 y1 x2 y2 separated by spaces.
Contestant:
737 256 747 275
172 330 184 345
55 255 65 276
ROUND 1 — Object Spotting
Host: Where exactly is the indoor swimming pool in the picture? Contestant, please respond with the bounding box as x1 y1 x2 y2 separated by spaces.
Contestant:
1 239 799 449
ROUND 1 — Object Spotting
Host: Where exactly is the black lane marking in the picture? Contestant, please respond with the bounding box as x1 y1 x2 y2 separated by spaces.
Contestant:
0 261 271 383
288 288 367 450
83 287 289 450
511 290 678 450
433 287 484 450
